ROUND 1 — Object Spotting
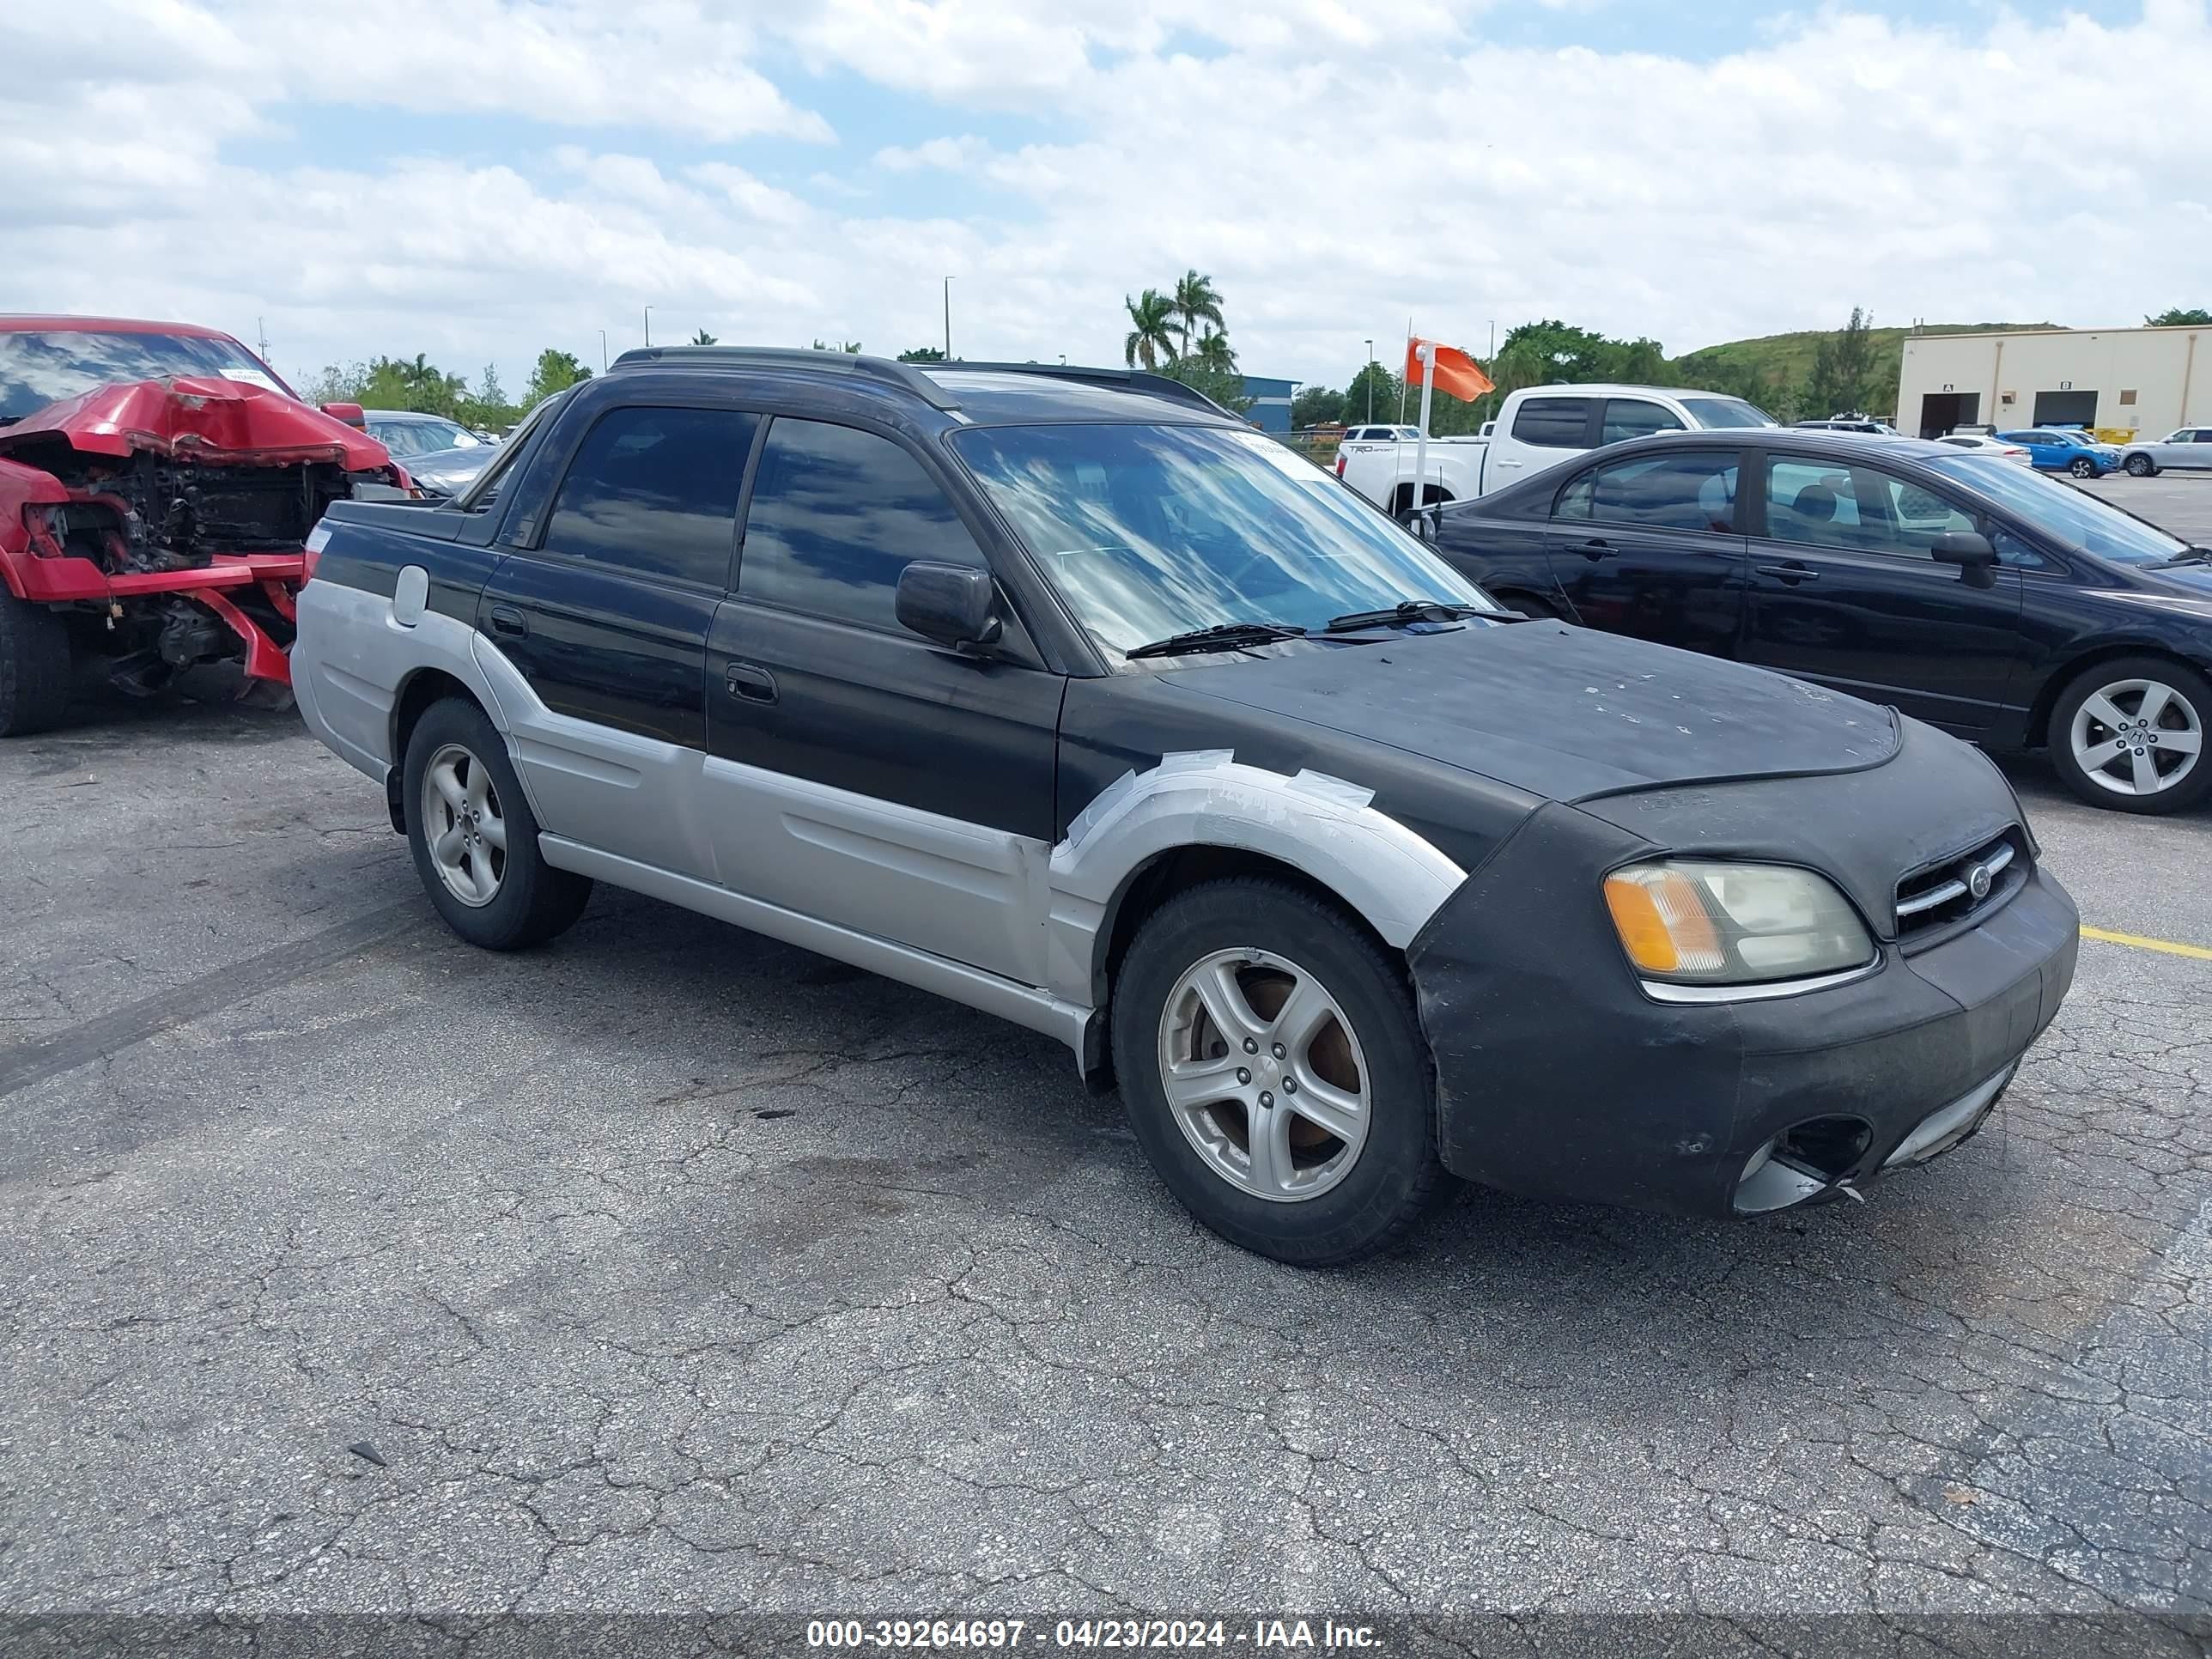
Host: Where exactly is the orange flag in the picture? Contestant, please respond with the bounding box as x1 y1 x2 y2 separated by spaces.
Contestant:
1404 337 1495 401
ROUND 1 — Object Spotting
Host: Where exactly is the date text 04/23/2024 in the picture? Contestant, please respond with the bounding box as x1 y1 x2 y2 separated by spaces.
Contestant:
805 1619 1383 1650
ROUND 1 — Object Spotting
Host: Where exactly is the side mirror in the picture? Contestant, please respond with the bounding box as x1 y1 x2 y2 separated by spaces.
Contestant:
896 562 1002 652
322 401 368 428
1933 531 1998 587
1932 531 1996 567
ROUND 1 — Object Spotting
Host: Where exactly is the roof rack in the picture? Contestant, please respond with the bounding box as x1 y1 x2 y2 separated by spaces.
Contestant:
934 362 1237 418
607 345 962 412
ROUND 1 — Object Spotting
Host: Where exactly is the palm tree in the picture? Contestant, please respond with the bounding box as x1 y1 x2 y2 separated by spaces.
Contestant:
1170 269 1224 359
1124 289 1177 369
1193 329 1237 373
690 328 718 346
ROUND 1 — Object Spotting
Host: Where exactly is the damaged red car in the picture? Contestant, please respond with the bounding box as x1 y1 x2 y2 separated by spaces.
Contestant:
0 315 411 735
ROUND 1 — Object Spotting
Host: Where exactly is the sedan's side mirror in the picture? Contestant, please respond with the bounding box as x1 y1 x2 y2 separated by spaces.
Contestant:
896 562 1002 653
1932 531 1998 587
321 401 368 428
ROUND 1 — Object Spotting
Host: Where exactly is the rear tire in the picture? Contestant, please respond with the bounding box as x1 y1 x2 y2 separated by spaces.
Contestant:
0 589 72 737
2047 656 2212 815
2124 454 2157 478
1110 878 1443 1266
403 697 592 947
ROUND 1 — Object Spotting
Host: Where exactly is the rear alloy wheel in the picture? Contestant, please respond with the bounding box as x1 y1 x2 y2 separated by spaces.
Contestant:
2069 456 2098 479
403 698 593 947
1112 879 1443 1265
2050 658 2212 814
0 589 73 738
2124 454 2157 477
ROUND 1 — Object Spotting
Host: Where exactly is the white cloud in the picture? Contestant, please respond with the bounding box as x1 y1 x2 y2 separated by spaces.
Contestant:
0 0 2206 396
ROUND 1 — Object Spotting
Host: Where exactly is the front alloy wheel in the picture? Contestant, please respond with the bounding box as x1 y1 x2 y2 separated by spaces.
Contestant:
1158 947 1370 1203
1111 878 1443 1265
2124 454 2156 477
2051 659 2212 814
2069 456 2097 478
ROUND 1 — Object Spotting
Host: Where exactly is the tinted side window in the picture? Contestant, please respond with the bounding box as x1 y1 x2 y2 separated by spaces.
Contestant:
1559 451 1738 532
1765 459 1974 558
738 418 985 630
540 406 756 586
1601 399 1686 444
1511 398 1595 449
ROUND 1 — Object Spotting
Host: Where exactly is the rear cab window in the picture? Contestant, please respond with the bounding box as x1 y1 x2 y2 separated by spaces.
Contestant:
538 405 758 587
1510 398 1596 449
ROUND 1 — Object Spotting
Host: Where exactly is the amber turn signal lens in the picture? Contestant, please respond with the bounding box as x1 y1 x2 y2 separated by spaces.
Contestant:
1605 868 1723 975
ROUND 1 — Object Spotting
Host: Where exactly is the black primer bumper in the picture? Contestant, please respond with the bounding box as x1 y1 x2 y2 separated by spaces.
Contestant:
1407 803 2079 1219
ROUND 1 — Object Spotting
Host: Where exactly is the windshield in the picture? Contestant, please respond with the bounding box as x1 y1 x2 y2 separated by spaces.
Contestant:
1678 396 1776 429
1927 454 2189 565
951 422 1492 657
0 329 291 421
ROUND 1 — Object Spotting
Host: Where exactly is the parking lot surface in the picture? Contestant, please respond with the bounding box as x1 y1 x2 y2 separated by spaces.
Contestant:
3 582 2209 1637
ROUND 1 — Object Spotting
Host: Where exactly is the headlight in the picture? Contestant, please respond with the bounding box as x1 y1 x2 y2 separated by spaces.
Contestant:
1604 861 1875 986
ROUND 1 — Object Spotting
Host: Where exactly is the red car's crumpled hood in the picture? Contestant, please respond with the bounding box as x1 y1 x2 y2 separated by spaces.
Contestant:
0 375 391 469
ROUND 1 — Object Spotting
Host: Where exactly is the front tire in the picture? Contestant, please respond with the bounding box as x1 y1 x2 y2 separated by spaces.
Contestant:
1110 878 1443 1266
2124 454 2157 477
0 589 72 737
2069 457 2097 479
403 698 592 947
2047 657 2212 814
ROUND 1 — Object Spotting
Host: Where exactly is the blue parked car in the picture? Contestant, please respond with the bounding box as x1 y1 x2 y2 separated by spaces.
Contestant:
1996 427 2124 478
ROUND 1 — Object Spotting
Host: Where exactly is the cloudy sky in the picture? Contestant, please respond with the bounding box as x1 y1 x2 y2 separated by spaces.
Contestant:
2 0 2203 397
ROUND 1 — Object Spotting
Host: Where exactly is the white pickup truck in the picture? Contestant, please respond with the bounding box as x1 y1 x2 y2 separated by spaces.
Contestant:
1335 383 1776 513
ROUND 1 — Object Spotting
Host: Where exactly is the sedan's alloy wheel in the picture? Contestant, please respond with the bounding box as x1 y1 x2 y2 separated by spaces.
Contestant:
2068 678 2204 798
1157 947 1370 1203
421 742 507 906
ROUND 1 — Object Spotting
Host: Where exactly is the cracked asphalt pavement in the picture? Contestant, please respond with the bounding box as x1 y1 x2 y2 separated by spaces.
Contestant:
1 661 2207 1639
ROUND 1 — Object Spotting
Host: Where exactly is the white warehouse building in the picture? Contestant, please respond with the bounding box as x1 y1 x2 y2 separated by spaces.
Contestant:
1895 323 2208 441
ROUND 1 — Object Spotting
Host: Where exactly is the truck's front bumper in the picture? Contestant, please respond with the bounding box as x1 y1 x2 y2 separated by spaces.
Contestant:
1408 857 2078 1220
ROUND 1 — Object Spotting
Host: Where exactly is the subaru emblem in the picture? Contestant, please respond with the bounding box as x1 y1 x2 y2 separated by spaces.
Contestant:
1967 863 1992 901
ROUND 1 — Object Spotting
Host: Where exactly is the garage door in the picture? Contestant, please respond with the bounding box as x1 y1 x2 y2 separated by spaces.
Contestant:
2033 390 2098 427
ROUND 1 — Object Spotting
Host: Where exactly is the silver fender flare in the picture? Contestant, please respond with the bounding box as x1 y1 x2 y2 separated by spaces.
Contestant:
1043 750 1468 1008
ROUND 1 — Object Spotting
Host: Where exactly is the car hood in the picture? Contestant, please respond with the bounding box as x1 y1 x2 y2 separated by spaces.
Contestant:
1161 619 1900 803
0 375 390 470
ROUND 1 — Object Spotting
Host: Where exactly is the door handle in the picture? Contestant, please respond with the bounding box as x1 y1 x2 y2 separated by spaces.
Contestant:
1755 562 1820 584
489 604 528 637
726 662 778 704
1577 538 1616 561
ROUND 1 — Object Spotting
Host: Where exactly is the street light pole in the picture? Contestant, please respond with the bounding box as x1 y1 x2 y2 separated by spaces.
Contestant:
643 306 653 348
1364 338 1375 422
598 330 608 371
943 276 953 360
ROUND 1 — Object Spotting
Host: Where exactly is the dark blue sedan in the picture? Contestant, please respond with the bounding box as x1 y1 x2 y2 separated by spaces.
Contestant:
1421 428 2212 813
1995 427 2123 477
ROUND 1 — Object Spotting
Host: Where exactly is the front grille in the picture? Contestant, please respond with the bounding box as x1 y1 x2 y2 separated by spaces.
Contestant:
1893 828 2027 949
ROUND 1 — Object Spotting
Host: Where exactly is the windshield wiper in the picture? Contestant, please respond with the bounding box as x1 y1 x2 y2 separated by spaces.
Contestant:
2151 546 2212 569
1124 621 1307 659
1323 600 1492 633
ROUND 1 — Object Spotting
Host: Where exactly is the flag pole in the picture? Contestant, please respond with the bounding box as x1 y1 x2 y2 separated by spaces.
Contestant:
1399 319 1413 424
1410 342 1436 526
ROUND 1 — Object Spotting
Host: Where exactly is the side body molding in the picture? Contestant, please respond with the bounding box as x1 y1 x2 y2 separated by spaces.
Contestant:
1044 751 1469 1009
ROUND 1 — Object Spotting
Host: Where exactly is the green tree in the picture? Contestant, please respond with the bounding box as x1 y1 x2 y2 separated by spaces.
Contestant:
1802 307 1880 417
1342 362 1401 426
303 362 366 405
458 363 517 432
1191 329 1237 373
1123 289 1177 369
811 338 861 354
358 354 465 416
523 349 592 406
1291 386 1345 427
2147 307 2212 326
1170 269 1224 360
1155 356 1253 416
896 345 947 362
690 328 719 346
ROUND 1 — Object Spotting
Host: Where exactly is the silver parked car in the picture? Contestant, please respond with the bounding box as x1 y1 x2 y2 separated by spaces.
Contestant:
2121 426 2212 477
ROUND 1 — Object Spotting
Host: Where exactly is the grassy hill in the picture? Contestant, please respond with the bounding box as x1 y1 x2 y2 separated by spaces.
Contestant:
1669 322 2058 411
